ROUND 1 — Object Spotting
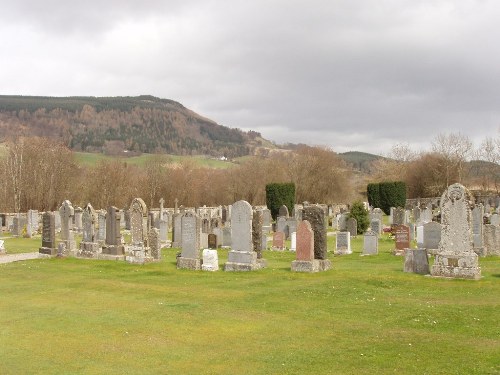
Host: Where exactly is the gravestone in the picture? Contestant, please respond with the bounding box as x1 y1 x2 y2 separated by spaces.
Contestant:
412 207 421 223
393 208 405 225
123 209 131 230
484 224 500 256
335 232 351 255
286 218 297 239
224 200 264 271
276 216 287 235
291 220 316 272
279 205 289 218
39 212 56 256
371 208 383 225
362 230 378 255
149 228 162 260
423 221 441 255
201 249 219 271
126 198 151 264
338 213 348 232
272 231 285 250
490 213 500 226
303 206 328 259
59 200 76 254
290 231 296 251
252 210 264 258
77 203 100 259
416 225 424 248
370 219 381 235
262 208 272 233
471 205 485 256
222 227 232 247
177 212 201 270
27 209 39 237
97 210 106 244
393 225 410 256
0 240 4 254
346 217 357 237
431 183 481 280
404 248 430 274
74 207 83 233
172 213 182 248
159 219 168 243
421 207 433 223
99 206 125 260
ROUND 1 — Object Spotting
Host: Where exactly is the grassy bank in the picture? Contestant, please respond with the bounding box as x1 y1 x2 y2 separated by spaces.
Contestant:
0 234 498 374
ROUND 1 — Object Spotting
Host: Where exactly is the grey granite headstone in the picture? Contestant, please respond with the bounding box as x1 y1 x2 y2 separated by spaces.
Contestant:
177 212 201 269
423 221 441 254
346 217 357 237
404 248 430 274
39 212 56 256
335 232 351 255
483 224 500 256
362 230 378 255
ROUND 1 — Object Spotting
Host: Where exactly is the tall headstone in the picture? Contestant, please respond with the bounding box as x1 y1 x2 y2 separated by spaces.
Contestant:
290 231 297 251
39 212 56 256
362 230 378 255
97 210 106 244
99 206 125 260
59 200 76 254
252 209 264 258
172 213 182 248
291 220 315 272
393 208 405 225
370 219 381 235
272 231 285 250
224 200 265 271
77 203 100 258
471 205 485 256
149 228 162 260
74 207 83 233
127 198 151 264
276 216 287 235
177 212 201 270
483 224 500 256
431 183 481 280
27 209 39 238
302 206 331 270
335 232 352 255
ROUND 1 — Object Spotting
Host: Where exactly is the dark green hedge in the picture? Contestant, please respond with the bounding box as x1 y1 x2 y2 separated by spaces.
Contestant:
265 183 296 220
367 181 406 215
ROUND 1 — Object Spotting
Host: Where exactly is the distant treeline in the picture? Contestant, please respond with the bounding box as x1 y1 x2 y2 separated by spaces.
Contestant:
0 95 259 157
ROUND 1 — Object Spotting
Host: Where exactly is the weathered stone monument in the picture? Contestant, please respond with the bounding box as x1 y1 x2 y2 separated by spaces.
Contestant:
370 219 382 235
77 203 100 258
149 228 162 261
302 205 331 270
126 198 151 264
484 224 500 256
99 206 125 260
278 205 289 218
290 231 297 251
252 209 264 258
393 207 405 225
272 231 285 250
471 204 485 256
224 200 265 271
59 200 76 255
177 212 202 270
431 183 481 280
39 212 56 256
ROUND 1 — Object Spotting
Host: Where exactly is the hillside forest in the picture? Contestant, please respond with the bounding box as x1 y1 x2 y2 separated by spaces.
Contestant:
0 131 499 213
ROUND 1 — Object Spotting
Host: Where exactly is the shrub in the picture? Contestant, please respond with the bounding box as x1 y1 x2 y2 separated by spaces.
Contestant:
265 183 295 220
348 201 370 234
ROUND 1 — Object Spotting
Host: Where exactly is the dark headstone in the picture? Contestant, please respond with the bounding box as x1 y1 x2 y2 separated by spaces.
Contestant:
303 206 327 260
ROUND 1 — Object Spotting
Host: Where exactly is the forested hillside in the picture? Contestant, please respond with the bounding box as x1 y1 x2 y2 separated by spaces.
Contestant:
0 95 267 157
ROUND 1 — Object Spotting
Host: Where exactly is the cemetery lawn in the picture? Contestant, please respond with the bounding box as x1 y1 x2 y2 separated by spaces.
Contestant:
0 236 499 374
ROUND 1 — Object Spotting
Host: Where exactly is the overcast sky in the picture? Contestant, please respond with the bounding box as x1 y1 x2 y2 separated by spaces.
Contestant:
1 0 499 154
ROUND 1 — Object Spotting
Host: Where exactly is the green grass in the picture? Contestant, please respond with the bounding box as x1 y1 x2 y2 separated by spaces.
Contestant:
0 234 499 374
74 152 236 169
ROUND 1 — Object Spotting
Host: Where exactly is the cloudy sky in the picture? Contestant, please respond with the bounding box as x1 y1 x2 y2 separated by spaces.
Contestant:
1 0 499 154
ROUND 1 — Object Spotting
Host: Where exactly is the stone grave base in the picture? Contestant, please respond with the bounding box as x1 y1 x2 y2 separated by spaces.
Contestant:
224 250 265 271
334 249 352 255
126 245 152 264
98 245 125 261
404 248 429 275
177 257 201 270
39 247 57 256
392 248 405 256
431 253 481 280
291 259 332 273
76 242 100 259
473 247 487 257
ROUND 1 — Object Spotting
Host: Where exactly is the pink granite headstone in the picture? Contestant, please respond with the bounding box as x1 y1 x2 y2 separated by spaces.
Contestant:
272 231 285 250
296 220 314 261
